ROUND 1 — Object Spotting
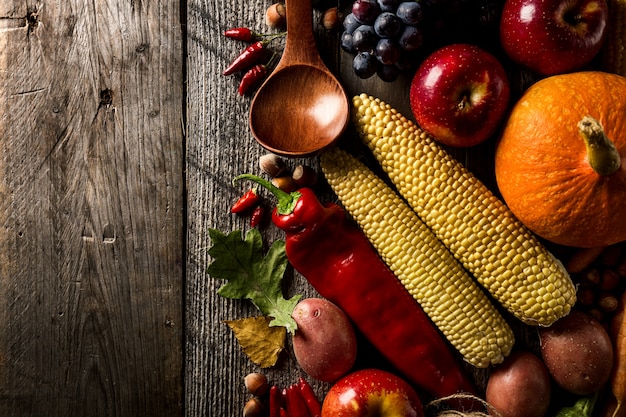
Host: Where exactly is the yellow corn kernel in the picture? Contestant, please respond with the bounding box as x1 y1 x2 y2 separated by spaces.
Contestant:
602 0 626 76
320 147 514 368
352 94 576 327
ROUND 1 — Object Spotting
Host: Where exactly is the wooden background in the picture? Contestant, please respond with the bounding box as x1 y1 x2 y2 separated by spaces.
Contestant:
0 0 578 416
1 0 183 416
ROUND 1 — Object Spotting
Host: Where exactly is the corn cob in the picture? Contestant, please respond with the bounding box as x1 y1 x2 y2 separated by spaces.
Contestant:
351 93 576 327
602 0 626 76
320 147 514 368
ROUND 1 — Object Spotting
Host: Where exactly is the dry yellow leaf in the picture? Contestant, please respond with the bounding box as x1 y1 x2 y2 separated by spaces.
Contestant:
224 316 286 368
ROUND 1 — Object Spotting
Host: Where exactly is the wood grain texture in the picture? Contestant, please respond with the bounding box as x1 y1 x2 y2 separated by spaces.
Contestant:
0 1 184 416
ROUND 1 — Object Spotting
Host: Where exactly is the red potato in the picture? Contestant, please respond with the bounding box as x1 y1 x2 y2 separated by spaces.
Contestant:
292 298 357 382
485 350 551 417
539 310 614 395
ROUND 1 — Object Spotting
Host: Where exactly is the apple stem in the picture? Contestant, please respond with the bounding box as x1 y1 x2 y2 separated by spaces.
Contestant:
457 93 471 111
578 115 621 176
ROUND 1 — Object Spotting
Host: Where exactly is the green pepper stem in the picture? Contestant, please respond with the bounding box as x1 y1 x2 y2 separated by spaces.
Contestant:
578 116 621 176
234 174 301 215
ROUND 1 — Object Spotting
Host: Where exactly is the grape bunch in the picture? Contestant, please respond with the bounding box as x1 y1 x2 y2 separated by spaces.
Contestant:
341 0 505 82
341 0 426 82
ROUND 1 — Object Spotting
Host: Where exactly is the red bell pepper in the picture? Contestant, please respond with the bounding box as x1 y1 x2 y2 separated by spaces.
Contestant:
234 174 477 401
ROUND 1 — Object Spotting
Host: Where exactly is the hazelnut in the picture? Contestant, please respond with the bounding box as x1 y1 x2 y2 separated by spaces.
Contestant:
271 176 298 193
266 3 286 29
292 164 317 187
244 372 269 396
259 153 287 178
321 7 341 31
243 397 265 417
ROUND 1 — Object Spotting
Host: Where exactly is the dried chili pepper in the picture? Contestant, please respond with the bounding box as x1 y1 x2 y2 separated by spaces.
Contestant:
234 174 477 402
223 33 284 76
285 384 310 417
238 52 277 96
238 64 267 96
297 377 321 417
224 27 255 41
223 41 267 76
224 27 285 42
231 188 260 213
250 205 265 227
269 386 283 417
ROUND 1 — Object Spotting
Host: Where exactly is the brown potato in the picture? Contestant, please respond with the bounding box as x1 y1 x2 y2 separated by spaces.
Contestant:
485 350 551 417
539 310 613 395
292 298 357 382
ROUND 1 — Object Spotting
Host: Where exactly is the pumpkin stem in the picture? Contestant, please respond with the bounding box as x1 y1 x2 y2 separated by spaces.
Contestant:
578 116 621 176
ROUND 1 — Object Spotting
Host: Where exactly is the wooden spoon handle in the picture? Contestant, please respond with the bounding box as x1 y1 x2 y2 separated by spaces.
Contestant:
282 0 324 67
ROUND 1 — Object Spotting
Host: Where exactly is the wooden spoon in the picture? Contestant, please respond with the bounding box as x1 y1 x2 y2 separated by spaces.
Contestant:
249 0 349 157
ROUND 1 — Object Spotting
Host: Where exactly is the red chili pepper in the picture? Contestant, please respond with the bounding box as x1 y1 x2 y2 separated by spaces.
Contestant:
279 408 289 417
223 27 254 41
238 64 268 96
234 174 477 403
223 41 266 76
297 378 321 417
269 385 283 417
286 384 310 417
231 188 260 213
250 205 265 227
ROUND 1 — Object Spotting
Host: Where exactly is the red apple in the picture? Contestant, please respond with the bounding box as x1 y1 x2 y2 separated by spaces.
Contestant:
409 44 511 148
321 369 424 417
500 0 608 75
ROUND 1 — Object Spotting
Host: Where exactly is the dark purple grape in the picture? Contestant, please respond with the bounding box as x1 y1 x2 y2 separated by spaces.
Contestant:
343 13 361 33
373 12 403 38
352 25 378 52
398 25 423 51
377 64 401 82
396 2 423 25
377 0 400 12
351 0 381 24
353 51 379 78
340 31 356 53
375 38 400 65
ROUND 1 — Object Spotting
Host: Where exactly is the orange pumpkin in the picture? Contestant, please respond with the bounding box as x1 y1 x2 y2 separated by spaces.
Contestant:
495 71 626 248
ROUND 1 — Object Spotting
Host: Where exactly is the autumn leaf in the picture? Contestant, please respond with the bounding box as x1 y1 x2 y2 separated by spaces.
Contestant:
207 228 300 334
224 316 286 368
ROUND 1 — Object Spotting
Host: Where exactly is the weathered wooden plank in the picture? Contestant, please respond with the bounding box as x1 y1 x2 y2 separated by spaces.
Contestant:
0 1 184 416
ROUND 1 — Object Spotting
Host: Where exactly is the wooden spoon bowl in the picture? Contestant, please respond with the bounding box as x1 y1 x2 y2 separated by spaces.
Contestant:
249 0 349 157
